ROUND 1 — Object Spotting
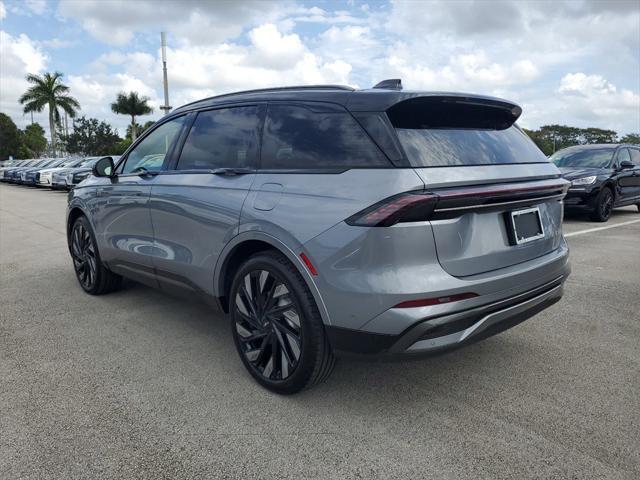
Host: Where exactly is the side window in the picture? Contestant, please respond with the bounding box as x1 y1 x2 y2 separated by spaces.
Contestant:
177 106 260 170
120 116 185 174
628 148 640 166
617 148 631 166
261 104 389 169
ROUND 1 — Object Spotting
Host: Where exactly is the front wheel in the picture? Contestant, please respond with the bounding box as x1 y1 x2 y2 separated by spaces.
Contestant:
589 187 613 222
69 216 122 295
230 251 335 394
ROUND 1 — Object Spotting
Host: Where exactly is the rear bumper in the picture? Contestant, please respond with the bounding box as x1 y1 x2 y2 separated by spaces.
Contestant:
326 275 566 358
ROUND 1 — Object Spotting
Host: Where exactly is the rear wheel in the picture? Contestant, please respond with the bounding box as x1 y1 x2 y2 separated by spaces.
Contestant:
230 251 335 394
70 216 122 295
589 187 614 222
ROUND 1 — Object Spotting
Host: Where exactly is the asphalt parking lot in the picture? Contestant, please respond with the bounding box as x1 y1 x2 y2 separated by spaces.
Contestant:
1 183 639 479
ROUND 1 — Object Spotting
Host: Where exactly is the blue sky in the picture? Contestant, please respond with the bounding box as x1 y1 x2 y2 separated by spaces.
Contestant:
1 0 639 137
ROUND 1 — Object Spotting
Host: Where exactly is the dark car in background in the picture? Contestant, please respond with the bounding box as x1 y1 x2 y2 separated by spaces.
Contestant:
550 144 640 221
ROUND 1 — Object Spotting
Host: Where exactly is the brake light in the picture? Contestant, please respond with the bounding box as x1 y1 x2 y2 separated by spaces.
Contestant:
394 292 478 308
345 191 437 227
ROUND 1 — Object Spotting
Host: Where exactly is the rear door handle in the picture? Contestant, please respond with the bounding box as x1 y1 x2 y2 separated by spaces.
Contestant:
211 168 253 176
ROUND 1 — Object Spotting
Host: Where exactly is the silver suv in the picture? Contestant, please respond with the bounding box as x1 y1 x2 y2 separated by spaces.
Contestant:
67 80 571 393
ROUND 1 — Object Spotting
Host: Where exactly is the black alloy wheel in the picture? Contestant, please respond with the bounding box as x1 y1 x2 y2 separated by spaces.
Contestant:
71 220 98 290
590 187 614 222
234 269 303 381
69 216 122 295
230 251 335 394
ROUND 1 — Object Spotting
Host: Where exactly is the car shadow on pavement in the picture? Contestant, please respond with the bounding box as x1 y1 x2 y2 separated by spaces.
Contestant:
116 278 540 412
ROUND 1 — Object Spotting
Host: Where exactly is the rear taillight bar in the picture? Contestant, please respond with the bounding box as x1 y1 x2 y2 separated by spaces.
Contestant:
345 191 438 227
346 179 570 227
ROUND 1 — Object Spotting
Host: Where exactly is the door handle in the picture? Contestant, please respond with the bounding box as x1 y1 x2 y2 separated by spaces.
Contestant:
96 189 109 197
211 168 253 176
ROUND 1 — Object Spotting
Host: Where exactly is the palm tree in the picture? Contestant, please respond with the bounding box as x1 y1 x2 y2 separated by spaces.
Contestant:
19 72 80 157
111 92 153 142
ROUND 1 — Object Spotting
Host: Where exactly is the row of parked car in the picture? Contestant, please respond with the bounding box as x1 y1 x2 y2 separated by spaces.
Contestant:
0 156 120 190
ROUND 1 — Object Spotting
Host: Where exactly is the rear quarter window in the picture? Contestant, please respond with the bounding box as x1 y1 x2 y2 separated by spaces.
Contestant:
261 104 390 170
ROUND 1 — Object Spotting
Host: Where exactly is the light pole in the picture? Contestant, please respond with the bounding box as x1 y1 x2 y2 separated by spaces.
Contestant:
160 32 172 116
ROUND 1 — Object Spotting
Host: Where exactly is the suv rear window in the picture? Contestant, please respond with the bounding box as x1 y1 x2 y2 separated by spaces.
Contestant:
388 96 547 167
261 104 389 169
396 127 549 167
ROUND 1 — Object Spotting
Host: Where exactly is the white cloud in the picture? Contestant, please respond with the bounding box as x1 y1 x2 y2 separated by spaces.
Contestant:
56 0 283 46
247 24 306 70
25 0 46 15
558 73 617 96
0 30 48 129
521 73 640 134
0 2 6 20
383 49 540 94
40 38 75 49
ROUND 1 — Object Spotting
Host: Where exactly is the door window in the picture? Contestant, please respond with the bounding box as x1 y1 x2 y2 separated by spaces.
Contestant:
176 106 260 170
120 116 185 174
261 104 389 169
617 148 632 167
628 148 640 166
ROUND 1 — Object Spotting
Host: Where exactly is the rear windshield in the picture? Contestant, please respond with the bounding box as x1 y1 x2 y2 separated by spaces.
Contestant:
549 148 614 168
387 96 546 167
396 126 548 167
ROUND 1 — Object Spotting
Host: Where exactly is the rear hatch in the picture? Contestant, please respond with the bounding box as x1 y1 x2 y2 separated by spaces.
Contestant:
387 95 568 277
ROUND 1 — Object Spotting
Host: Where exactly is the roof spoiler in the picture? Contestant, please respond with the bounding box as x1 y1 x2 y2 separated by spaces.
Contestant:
373 79 403 90
387 95 522 130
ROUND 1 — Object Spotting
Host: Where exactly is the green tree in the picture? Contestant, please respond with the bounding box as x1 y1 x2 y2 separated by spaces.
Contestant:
619 133 640 144
19 72 80 157
21 123 48 157
0 113 22 160
125 120 155 140
111 92 153 142
581 128 617 144
64 116 122 156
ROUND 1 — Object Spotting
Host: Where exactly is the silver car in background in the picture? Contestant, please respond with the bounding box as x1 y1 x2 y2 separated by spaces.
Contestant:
67 81 571 393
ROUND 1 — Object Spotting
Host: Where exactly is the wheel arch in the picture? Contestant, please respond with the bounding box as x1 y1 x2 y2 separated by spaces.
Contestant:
66 205 88 240
214 232 332 326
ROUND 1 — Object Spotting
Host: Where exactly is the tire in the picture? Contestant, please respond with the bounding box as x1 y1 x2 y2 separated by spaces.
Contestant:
230 251 335 394
69 216 122 295
589 187 614 222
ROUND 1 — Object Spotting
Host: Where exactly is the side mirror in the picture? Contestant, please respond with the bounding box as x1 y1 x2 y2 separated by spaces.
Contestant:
619 160 634 170
93 156 114 177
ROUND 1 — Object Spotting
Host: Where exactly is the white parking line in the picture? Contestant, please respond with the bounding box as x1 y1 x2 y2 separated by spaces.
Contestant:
564 219 640 237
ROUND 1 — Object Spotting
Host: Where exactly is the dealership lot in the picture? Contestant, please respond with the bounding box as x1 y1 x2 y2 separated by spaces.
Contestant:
1 184 638 479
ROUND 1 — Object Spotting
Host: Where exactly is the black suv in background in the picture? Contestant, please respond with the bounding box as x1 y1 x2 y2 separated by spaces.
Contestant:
550 144 640 221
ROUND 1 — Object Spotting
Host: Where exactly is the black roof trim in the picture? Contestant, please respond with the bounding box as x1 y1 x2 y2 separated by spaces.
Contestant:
174 84 355 112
